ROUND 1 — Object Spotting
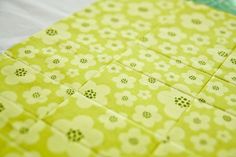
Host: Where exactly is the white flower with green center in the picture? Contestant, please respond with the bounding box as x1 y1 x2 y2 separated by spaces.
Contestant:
190 34 210 46
196 93 215 108
99 1 123 12
139 33 158 47
191 55 214 71
123 58 144 71
216 130 232 143
207 46 230 62
59 41 80 53
132 105 161 127
191 133 216 152
89 43 105 53
114 91 137 106
158 42 177 54
105 40 124 51
112 74 136 89
164 72 179 82
45 55 68 69
181 13 214 32
79 81 110 105
66 68 79 77
181 44 199 55
107 63 121 73
137 90 151 99
139 74 161 90
101 14 129 28
42 47 56 55
128 2 159 19
72 19 98 32
121 29 138 39
214 110 236 130
23 86 51 104
18 45 39 58
181 70 205 85
119 128 151 154
158 15 176 24
206 81 228 96
132 20 151 31
215 27 232 38
99 28 117 39
225 94 236 106
71 54 96 69
44 70 65 83
99 111 126 130
9 120 45 144
184 112 210 131
34 23 71 45
139 49 158 62
158 27 186 43
97 54 112 63
1 62 36 85
76 34 97 45
157 89 192 119
56 83 81 98
224 72 236 84
51 115 103 148
155 61 170 71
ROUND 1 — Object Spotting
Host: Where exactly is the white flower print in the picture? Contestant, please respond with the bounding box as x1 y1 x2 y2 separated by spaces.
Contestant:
76 34 97 45
34 23 71 45
9 120 45 144
181 44 199 55
139 74 161 90
207 46 230 62
132 20 151 31
158 27 186 43
78 5 100 18
99 1 123 12
190 34 210 46
107 63 121 73
206 81 228 96
114 91 137 107
196 93 215 108
224 72 236 84
158 42 177 54
23 86 51 104
0 91 17 102
139 49 158 62
18 45 39 58
122 59 144 71
225 94 236 106
137 90 151 99
52 115 103 147
191 55 214 71
1 62 36 85
158 15 176 25
157 89 192 119
119 128 151 154
132 105 161 127
112 74 136 89
214 110 236 130
37 102 58 118
184 112 210 131
42 47 56 55
99 28 117 39
80 81 110 105
105 40 124 51
155 61 170 71
97 54 112 63
208 10 225 20
102 14 129 28
66 68 79 77
181 13 214 32
139 33 158 47
72 19 98 32
181 70 205 85
121 29 138 39
59 41 80 53
164 72 179 82
214 27 232 38
44 70 65 83
224 19 236 30
99 111 126 130
45 55 68 69
128 2 159 19
216 130 232 143
191 133 216 152
89 44 105 53
71 54 96 69
56 83 81 98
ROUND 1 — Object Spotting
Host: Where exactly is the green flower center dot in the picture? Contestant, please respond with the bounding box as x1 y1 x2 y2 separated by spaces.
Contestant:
130 63 136 67
212 85 219 91
66 128 84 142
24 50 32 54
129 137 139 145
52 59 60 64
32 92 40 98
200 139 207 145
193 118 201 124
19 127 29 134
108 4 115 7
174 96 190 108
148 77 156 83
0 103 5 112
121 78 128 84
167 32 176 37
230 98 236 102
198 60 206 65
165 46 171 50
145 53 151 57
231 76 236 81
46 28 58 36
143 111 152 119
230 58 236 65
84 89 96 99
176 59 182 64
111 18 119 22
140 37 148 42
189 75 196 80
82 23 90 27
217 51 228 57
122 96 129 101
191 19 202 25
198 98 206 103
109 116 118 122
50 75 57 80
138 7 148 12
65 45 72 49
223 115 231 122
80 58 88 63
66 88 75 95
15 68 27 77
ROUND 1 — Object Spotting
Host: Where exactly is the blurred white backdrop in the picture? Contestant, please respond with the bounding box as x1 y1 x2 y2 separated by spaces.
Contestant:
0 0 95 52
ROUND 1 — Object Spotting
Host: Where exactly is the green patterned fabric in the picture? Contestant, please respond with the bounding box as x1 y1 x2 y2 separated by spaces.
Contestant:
0 0 236 157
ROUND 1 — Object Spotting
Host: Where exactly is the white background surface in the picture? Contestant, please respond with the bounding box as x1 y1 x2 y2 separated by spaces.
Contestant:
0 0 95 52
